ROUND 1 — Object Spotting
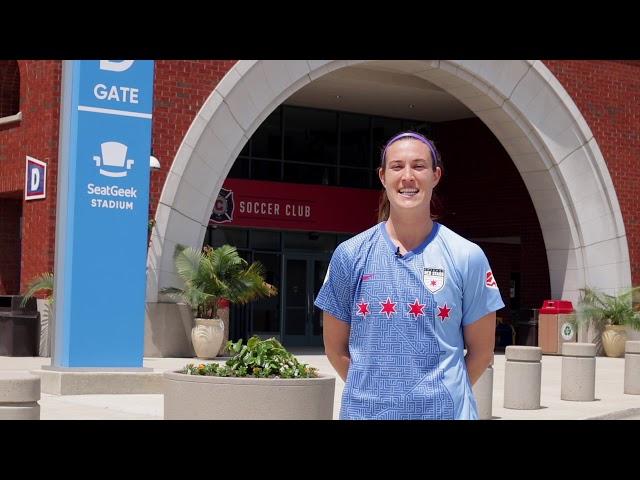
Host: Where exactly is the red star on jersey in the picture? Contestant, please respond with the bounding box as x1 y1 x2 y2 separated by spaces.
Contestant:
408 299 425 318
430 279 437 287
437 303 452 321
356 300 370 317
379 297 397 318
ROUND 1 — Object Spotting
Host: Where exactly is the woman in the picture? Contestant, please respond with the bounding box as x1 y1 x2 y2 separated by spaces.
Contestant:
315 131 504 419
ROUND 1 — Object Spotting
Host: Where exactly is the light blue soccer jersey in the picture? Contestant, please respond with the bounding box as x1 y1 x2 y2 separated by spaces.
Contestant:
315 221 505 420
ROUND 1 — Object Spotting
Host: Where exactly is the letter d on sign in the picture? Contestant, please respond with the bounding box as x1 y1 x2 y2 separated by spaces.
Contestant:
100 60 135 72
25 156 46 201
30 168 40 190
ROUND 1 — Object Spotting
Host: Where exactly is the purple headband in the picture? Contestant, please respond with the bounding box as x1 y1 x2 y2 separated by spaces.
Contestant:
381 131 441 168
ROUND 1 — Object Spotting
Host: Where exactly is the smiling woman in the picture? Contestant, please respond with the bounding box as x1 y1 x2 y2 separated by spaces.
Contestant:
378 132 442 237
314 130 505 420
376 132 443 226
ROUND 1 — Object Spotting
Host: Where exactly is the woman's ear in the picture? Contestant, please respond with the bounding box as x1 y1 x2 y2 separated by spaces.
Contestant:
378 167 385 187
433 166 442 186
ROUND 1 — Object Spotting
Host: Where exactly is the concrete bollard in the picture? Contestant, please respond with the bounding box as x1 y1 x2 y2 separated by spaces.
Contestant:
624 341 640 395
472 364 493 420
561 342 596 401
0 371 41 420
504 346 542 410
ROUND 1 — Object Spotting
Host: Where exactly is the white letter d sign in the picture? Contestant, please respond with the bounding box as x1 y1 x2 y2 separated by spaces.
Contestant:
100 60 135 72
30 168 40 190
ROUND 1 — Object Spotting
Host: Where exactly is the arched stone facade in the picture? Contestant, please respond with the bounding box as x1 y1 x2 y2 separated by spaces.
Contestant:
145 60 631 354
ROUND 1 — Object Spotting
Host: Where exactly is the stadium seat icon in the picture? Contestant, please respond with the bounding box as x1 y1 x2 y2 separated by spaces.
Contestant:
93 141 134 178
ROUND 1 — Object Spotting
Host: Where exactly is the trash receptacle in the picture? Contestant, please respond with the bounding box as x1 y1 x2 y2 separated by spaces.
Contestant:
495 317 515 350
538 300 576 355
515 309 538 346
516 320 538 346
0 295 40 357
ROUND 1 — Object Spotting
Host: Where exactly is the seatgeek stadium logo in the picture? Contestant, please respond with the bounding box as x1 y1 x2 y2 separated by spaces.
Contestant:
87 183 137 210
87 141 139 211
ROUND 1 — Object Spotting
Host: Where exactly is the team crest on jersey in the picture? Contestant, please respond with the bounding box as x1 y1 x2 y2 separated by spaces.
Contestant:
423 267 445 293
485 270 498 289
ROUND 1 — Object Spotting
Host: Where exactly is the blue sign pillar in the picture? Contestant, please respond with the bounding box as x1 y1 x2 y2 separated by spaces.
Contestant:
53 60 154 368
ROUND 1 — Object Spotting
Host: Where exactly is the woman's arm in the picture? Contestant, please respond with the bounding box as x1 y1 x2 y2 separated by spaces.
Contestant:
323 312 351 381
462 312 496 385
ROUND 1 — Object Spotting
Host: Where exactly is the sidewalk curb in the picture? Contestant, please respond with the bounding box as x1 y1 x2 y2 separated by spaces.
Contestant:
583 407 640 420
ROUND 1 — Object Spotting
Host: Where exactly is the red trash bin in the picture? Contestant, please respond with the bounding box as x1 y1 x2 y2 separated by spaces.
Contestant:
538 300 577 354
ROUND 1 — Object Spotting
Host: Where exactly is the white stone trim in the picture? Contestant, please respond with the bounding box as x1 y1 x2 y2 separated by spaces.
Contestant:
148 60 631 303
0 111 21 125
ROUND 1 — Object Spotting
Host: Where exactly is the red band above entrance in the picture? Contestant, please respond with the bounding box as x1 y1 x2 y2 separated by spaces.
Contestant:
210 178 380 234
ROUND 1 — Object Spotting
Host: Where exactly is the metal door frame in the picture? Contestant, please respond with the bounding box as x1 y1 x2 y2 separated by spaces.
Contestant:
281 252 330 347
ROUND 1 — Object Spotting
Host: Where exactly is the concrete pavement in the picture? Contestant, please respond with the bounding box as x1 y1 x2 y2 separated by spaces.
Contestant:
1 351 639 420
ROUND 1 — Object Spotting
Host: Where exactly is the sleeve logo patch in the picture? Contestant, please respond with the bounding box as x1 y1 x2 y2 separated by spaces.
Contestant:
485 270 498 289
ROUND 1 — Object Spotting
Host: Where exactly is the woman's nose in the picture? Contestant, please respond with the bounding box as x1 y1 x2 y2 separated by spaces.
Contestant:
401 165 415 181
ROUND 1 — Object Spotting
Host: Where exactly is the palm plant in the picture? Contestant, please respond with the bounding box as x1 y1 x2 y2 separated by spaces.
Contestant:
20 272 55 357
20 272 55 307
577 286 640 331
161 244 276 319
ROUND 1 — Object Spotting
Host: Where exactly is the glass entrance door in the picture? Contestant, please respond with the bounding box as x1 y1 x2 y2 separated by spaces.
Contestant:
282 253 330 347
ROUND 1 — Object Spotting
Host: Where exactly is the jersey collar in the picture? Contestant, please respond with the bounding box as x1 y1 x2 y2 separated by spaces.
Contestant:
379 221 440 261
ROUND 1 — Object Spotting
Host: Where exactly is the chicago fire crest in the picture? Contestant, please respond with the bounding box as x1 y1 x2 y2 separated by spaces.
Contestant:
210 187 234 224
423 267 445 293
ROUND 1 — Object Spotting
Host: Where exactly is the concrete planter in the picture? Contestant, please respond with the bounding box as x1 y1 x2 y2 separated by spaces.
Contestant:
191 318 224 359
217 307 230 356
602 325 627 358
163 371 335 419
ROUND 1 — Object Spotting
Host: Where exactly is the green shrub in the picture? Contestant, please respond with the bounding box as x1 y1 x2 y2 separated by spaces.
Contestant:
162 244 276 320
20 272 54 306
577 286 640 330
180 336 319 379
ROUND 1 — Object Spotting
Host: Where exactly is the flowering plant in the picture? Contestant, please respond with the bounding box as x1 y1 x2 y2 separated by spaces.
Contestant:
181 336 318 379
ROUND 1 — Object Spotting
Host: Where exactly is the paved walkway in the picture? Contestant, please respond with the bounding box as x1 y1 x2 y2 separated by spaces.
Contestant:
1 352 639 420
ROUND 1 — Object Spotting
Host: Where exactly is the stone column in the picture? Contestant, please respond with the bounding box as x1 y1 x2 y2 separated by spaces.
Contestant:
504 346 542 410
0 371 40 420
624 340 640 395
472 364 493 420
561 342 596 401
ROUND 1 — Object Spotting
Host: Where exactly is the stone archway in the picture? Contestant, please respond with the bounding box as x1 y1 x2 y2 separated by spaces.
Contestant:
144 60 631 355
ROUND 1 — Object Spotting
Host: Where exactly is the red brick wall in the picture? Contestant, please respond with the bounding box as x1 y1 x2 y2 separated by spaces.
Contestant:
0 197 21 294
0 60 238 292
150 60 236 218
544 60 640 285
434 118 551 318
0 60 61 292
2 60 638 298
